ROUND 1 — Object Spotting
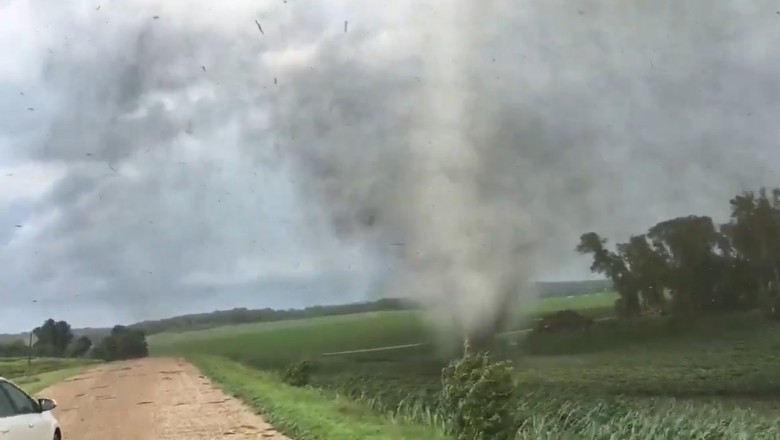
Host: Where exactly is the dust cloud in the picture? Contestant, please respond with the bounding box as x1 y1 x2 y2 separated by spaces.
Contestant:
3 0 780 331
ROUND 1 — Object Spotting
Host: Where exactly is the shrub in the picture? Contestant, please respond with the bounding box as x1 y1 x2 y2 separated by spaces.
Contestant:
282 360 313 387
534 310 594 333
441 341 518 440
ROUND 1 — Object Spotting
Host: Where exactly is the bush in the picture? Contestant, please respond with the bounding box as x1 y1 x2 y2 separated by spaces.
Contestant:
94 326 148 361
441 341 518 440
282 360 313 387
535 310 594 333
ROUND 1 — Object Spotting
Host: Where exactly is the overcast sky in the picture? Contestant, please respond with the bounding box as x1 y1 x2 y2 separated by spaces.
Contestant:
1 0 780 332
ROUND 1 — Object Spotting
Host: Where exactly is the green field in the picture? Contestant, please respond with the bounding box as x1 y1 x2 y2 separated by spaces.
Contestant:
150 292 780 438
151 292 616 364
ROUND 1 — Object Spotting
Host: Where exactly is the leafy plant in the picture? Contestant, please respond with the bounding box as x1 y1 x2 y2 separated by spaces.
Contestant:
441 341 518 440
282 360 313 387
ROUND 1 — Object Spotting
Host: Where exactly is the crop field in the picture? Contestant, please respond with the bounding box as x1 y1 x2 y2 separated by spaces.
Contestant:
150 292 616 363
151 292 780 438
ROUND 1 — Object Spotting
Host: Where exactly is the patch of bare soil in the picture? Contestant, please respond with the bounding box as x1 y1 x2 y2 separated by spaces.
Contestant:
37 357 290 439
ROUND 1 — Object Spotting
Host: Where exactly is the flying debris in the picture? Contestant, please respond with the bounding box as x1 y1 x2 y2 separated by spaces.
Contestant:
344 20 348 33
153 15 160 19
254 19 264 35
14 225 22 228
96 5 100 10
274 77 277 85
202 66 206 72
27 107 34 111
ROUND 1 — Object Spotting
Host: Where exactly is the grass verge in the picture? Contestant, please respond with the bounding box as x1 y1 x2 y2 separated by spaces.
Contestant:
18 365 95 395
191 355 450 440
0 357 98 378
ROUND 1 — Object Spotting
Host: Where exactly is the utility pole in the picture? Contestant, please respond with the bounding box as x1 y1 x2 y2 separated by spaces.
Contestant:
26 329 38 377
27 330 32 376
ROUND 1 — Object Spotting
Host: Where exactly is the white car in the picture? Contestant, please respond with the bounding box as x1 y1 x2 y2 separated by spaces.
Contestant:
0 377 60 440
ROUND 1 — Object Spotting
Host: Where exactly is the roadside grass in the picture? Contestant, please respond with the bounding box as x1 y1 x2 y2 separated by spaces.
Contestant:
0 357 98 379
0 357 98 395
17 366 95 395
191 355 450 440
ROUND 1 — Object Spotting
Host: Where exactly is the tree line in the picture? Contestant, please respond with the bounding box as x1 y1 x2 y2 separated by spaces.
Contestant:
577 187 780 319
0 318 148 361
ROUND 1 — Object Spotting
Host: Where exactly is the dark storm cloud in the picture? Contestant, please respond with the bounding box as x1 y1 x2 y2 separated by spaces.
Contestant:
2 0 780 332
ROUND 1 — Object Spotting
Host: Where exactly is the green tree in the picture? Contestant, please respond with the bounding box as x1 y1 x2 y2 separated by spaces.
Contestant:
647 216 723 316
724 188 780 317
577 232 640 317
94 326 148 361
0 340 28 357
616 234 668 310
67 336 93 358
32 319 74 357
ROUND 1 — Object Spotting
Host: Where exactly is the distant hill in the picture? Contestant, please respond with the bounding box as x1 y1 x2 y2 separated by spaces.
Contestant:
0 280 612 341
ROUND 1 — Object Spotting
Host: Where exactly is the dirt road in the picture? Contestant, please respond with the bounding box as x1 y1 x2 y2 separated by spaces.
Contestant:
36 357 290 440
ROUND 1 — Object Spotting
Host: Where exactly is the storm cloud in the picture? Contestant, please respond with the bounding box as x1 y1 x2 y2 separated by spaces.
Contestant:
1 0 779 332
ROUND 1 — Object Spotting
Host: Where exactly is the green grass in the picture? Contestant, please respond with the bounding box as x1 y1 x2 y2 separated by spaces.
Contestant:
0 357 98 396
532 292 614 316
192 355 449 440
0 357 98 379
16 366 94 396
152 311 435 368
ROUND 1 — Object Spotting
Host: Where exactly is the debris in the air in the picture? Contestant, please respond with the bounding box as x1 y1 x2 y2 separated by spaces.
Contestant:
274 77 277 84
202 66 206 72
108 165 117 172
27 107 34 111
14 225 22 228
254 19 264 35
96 5 100 10
153 15 160 19
344 20 348 33
19 92 24 95
86 153 93 156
